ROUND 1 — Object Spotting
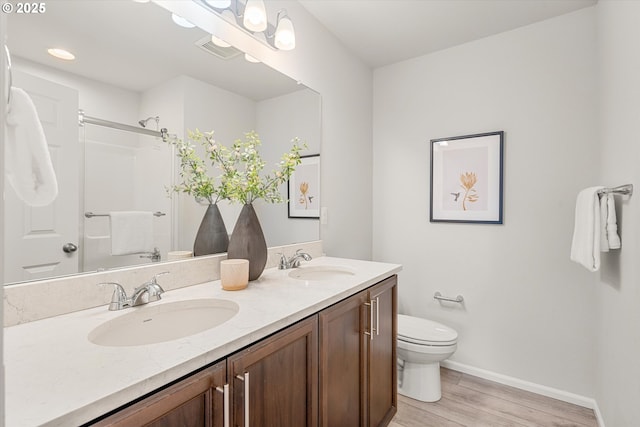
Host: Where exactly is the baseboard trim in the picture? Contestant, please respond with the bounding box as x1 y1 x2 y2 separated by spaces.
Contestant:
441 360 598 412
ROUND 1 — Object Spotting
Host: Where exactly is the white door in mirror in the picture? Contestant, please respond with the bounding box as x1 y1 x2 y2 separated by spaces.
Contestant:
4 71 79 284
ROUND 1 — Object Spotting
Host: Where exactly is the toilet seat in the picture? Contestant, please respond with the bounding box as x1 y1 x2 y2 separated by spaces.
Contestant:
398 314 457 346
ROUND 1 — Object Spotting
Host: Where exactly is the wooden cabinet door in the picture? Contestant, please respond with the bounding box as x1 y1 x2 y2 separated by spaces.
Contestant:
228 315 318 427
367 276 397 427
318 290 367 427
92 361 227 427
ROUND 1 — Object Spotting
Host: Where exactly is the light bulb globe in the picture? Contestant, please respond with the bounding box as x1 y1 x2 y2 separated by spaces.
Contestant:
274 16 295 50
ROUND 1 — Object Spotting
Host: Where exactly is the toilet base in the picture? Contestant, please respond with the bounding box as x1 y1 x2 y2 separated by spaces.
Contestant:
398 360 442 402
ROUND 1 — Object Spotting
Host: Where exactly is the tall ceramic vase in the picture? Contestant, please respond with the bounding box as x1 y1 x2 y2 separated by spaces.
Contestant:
193 204 229 256
227 203 267 281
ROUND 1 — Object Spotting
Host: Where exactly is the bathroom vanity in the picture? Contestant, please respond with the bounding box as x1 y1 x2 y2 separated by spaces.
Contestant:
4 257 401 427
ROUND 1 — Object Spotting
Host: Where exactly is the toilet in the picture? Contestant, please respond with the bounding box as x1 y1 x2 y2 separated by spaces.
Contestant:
397 314 458 402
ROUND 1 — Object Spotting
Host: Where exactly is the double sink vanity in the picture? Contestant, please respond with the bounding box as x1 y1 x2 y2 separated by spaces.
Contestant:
4 253 401 427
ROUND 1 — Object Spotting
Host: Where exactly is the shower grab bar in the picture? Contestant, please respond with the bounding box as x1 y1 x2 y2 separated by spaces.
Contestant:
4 45 13 107
85 211 166 218
597 184 633 196
434 292 464 304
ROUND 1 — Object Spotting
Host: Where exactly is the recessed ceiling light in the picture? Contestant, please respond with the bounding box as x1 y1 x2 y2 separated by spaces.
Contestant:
171 13 196 28
47 48 75 60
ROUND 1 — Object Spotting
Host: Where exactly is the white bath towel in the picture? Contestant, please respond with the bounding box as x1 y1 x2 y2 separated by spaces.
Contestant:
570 187 604 272
5 87 58 206
599 194 609 253
109 211 154 256
605 194 621 249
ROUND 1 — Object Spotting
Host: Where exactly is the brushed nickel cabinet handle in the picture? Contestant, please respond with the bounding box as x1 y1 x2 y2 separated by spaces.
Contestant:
375 296 380 336
364 302 374 341
236 373 250 427
215 384 230 427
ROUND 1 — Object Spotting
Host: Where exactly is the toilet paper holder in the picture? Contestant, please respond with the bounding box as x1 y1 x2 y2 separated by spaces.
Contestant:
434 292 464 304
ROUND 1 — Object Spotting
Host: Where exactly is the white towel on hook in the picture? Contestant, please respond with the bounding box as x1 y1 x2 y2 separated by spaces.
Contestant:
570 186 604 272
109 211 154 256
605 194 621 249
5 87 58 206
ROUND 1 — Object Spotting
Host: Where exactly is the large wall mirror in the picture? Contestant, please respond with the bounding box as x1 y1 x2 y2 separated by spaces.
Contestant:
4 1 321 286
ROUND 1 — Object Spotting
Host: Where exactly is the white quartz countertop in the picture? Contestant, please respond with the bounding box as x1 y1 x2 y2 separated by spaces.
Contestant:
4 257 401 427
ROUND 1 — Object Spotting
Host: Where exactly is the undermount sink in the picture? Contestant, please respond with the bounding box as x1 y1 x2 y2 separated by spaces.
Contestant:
288 265 356 281
88 298 239 347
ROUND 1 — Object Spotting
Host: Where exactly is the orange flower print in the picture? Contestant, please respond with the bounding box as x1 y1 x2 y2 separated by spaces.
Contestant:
459 172 479 210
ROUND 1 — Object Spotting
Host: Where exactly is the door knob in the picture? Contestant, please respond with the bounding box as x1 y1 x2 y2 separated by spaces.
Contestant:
62 243 78 253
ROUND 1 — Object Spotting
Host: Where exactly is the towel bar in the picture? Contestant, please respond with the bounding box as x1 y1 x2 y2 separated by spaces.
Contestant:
434 292 464 304
85 211 166 218
597 184 633 196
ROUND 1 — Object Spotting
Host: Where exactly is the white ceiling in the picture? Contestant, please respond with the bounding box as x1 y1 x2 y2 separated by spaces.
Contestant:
6 0 598 100
6 0 301 99
299 0 598 68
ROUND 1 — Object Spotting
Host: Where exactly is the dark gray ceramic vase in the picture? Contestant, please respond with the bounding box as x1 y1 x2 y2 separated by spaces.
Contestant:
193 204 229 256
227 203 267 281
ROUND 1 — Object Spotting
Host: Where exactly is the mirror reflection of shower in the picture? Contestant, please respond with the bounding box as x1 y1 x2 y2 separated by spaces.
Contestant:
81 114 173 274
138 116 160 130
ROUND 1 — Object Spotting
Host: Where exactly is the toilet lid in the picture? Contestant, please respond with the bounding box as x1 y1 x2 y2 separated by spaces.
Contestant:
397 314 458 346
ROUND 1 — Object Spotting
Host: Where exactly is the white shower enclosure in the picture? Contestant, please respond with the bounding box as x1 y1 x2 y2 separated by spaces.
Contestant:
81 123 173 272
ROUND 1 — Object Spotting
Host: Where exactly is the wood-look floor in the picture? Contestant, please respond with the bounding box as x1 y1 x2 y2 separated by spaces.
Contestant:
390 368 598 427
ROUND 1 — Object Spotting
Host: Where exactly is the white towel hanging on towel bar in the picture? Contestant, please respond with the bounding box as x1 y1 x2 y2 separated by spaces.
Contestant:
571 187 604 272
599 193 621 252
109 211 155 256
571 186 626 272
5 87 59 206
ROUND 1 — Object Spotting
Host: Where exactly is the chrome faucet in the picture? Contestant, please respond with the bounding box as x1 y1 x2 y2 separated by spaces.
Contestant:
99 272 168 311
140 247 161 262
278 249 312 269
130 271 168 306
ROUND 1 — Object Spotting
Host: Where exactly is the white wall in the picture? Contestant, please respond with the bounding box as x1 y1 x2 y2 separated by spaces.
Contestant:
595 1 640 424
13 58 139 125
143 75 322 253
256 88 321 247
373 7 599 398
242 1 374 260
140 76 186 254
181 75 256 250
1 14 6 427
155 1 373 259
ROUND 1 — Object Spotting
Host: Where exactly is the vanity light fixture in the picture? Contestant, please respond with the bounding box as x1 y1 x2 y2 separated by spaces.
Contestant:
274 11 295 51
47 48 75 60
243 0 267 32
198 0 296 51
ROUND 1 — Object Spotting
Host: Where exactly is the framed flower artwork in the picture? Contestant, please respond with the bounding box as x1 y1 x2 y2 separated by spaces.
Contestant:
288 154 320 219
430 131 504 224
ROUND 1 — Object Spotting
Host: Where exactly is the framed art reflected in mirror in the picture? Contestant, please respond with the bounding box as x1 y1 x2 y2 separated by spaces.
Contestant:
288 154 320 219
430 131 504 224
